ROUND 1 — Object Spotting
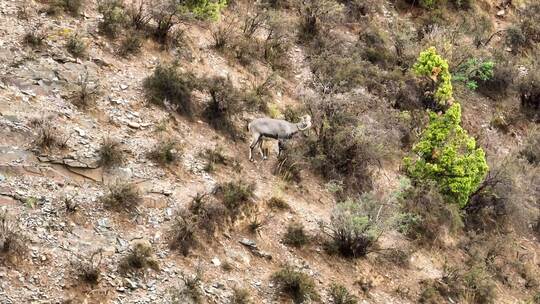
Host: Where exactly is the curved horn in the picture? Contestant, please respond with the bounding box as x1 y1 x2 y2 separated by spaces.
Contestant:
297 115 312 131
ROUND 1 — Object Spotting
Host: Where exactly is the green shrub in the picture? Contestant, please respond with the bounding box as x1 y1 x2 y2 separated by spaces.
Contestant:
147 138 180 165
101 182 142 211
179 0 227 21
98 137 125 168
453 58 494 90
506 26 527 52
98 0 126 38
143 64 196 117
329 283 358 304
412 47 453 106
404 103 488 207
65 34 87 57
324 195 381 258
283 222 310 248
272 266 320 303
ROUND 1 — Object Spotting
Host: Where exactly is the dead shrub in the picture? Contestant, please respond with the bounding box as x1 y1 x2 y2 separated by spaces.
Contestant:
118 33 142 57
202 76 243 138
518 67 540 120
167 208 198 256
231 287 252 304
297 0 343 42
143 64 196 117
34 121 66 151
23 27 46 48
263 11 292 71
72 250 102 285
283 221 310 248
267 197 290 211
126 0 151 30
97 0 126 38
398 182 463 246
65 34 87 57
199 146 228 172
149 0 182 44
211 19 236 51
0 211 28 264
170 271 203 303
272 266 320 303
100 181 142 211
329 283 358 304
215 180 255 220
98 137 125 168
47 0 83 16
477 60 514 99
188 193 227 235
338 0 378 20
118 241 159 275
147 138 180 165
274 145 303 183
69 70 100 109
519 130 540 166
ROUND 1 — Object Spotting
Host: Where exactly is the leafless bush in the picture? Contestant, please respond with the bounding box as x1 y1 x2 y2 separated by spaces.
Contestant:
98 137 125 168
118 241 159 275
72 250 102 285
0 211 28 264
100 181 142 212
297 0 343 42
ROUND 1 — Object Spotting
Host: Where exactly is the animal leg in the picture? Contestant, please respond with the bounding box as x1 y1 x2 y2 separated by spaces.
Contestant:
249 134 262 162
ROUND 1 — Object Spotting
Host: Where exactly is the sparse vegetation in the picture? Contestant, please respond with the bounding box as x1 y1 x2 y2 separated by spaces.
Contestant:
167 208 198 256
65 34 87 57
70 70 100 109
34 121 66 150
118 241 159 274
519 130 539 165
0 211 28 264
98 137 125 168
217 180 255 215
147 138 180 165
272 266 320 303
200 146 228 172
72 250 102 285
143 64 196 117
267 197 290 211
518 66 540 119
23 27 46 48
329 283 358 304
98 0 126 38
118 33 142 57
283 221 309 248
47 0 84 16
202 76 243 138
230 287 252 304
101 181 142 211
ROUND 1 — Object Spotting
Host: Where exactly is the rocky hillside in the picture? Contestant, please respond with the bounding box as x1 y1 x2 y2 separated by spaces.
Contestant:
0 0 538 303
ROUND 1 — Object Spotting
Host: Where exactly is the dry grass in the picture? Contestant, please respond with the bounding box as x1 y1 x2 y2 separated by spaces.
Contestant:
98 137 125 168
272 266 320 303
118 241 159 275
0 211 28 264
147 138 180 165
100 182 141 212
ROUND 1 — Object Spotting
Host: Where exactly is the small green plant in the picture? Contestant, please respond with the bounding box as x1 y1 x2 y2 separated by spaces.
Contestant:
98 137 125 168
143 64 196 117
413 47 453 106
267 197 290 211
283 222 310 248
118 241 159 275
453 58 495 90
101 181 142 211
98 0 126 38
272 266 320 303
179 0 227 21
148 138 180 165
65 34 87 57
329 283 358 304
404 103 488 207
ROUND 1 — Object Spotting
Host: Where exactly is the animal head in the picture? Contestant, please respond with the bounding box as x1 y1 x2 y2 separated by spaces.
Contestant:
298 115 312 131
